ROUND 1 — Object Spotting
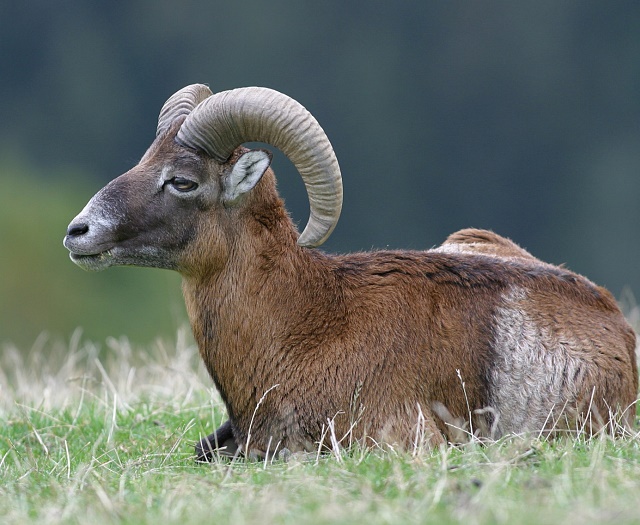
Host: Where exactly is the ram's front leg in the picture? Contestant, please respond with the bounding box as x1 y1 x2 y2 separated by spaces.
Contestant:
195 419 239 462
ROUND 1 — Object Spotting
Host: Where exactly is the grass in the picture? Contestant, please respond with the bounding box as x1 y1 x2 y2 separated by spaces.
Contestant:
2 328 640 524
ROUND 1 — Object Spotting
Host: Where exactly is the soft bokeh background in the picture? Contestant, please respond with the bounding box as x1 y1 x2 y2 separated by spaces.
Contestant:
1 1 639 348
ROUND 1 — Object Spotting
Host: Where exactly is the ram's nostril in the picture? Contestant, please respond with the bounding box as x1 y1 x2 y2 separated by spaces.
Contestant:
67 223 89 237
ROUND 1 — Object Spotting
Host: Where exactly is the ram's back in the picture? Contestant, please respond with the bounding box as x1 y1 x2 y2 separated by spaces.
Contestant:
323 229 637 442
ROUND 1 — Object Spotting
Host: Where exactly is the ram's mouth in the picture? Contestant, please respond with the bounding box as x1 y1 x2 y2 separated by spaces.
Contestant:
69 249 114 271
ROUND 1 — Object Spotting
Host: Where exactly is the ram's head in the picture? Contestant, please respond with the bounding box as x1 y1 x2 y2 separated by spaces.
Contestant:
63 85 343 273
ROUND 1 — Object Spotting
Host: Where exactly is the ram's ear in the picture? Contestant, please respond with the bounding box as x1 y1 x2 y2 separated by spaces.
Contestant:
222 149 272 206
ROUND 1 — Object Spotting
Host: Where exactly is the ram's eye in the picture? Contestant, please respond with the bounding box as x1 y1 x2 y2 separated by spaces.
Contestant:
168 177 198 192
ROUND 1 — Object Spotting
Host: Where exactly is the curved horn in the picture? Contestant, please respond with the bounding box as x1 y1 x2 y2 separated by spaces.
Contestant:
156 84 213 137
176 87 342 248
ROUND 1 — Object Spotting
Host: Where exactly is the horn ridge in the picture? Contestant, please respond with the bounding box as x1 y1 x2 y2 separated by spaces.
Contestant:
156 84 213 137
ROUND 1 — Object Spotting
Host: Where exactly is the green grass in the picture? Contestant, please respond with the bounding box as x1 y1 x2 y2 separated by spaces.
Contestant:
2 329 640 525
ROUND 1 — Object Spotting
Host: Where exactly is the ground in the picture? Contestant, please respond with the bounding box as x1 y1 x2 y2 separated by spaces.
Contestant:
1 328 639 525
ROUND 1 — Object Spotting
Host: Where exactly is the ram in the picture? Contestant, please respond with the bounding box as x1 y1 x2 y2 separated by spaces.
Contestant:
64 85 637 460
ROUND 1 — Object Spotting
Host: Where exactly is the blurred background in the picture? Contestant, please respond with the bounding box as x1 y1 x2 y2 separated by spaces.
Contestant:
1 1 639 349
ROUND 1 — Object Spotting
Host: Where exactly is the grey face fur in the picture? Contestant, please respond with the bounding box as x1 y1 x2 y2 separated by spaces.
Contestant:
64 132 225 272
63 115 276 273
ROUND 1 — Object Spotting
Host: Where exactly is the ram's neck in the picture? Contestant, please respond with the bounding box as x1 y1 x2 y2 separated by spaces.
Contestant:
181 221 341 429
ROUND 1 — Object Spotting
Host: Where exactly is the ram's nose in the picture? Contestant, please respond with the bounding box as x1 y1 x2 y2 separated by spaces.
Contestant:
66 222 90 238
63 221 91 252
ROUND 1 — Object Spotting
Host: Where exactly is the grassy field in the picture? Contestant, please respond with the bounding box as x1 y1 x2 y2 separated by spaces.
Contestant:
2 328 640 525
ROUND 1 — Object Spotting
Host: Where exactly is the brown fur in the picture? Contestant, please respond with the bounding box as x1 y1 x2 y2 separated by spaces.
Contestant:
182 167 637 458
442 228 539 260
